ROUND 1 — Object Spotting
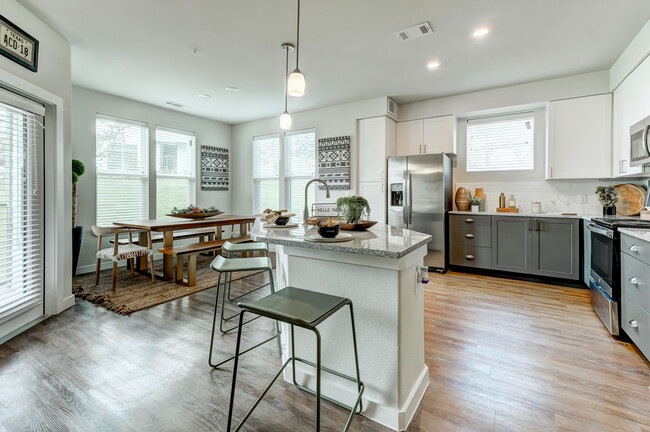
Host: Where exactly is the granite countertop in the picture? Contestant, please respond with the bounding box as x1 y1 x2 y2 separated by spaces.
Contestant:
449 210 602 220
250 219 432 259
619 228 650 242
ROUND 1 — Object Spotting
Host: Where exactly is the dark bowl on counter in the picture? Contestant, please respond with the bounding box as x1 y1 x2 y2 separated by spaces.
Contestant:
274 216 290 225
317 225 340 238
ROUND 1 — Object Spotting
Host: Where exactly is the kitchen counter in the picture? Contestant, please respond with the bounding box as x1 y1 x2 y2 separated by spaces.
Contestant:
250 219 431 259
619 228 650 242
252 218 430 431
449 210 602 220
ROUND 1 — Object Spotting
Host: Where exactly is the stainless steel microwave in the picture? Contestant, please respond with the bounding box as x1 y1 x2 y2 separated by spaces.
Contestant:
630 115 650 166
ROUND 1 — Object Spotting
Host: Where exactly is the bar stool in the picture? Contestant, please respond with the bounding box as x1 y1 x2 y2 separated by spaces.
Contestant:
227 287 364 432
208 255 280 368
221 241 270 302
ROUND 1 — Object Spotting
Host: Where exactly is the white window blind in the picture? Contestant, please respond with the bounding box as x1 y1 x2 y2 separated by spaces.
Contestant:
0 98 44 325
155 127 195 217
285 129 315 215
96 116 149 225
253 134 280 213
466 113 534 172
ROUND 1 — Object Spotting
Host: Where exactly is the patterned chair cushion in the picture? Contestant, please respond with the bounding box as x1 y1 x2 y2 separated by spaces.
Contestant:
97 244 153 262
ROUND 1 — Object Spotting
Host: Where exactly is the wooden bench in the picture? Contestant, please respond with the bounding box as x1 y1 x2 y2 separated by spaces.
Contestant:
158 235 252 286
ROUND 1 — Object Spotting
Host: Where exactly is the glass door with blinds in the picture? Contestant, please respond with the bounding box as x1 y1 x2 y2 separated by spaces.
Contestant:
0 90 45 335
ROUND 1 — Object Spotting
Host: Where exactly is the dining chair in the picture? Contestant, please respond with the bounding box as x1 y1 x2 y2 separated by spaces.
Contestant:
92 225 156 291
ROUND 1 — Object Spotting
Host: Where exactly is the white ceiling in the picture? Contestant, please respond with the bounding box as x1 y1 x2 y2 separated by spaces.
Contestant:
17 0 650 124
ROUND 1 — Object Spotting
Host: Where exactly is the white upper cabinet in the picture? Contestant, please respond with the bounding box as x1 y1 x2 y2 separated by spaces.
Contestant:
358 116 396 183
397 115 456 156
396 119 422 156
546 94 612 180
612 55 650 177
423 115 456 154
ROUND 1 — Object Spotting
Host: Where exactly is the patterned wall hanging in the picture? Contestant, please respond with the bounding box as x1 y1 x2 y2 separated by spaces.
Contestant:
201 146 229 191
317 136 350 190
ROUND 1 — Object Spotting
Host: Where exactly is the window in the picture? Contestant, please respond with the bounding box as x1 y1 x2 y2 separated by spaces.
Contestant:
253 134 280 213
285 130 316 215
466 113 534 172
96 116 149 225
155 127 195 217
0 91 44 327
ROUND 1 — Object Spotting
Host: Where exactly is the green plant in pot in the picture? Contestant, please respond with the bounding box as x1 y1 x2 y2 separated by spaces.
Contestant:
72 159 86 276
336 196 371 224
469 196 481 213
595 186 617 215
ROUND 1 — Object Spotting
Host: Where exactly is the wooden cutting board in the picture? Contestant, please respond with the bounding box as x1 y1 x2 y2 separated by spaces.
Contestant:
614 183 647 216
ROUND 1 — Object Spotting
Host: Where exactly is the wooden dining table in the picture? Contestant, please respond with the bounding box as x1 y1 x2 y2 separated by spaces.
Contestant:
113 215 256 282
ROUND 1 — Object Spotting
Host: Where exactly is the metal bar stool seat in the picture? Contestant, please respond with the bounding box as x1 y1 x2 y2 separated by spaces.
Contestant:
222 240 268 257
227 287 364 432
208 255 280 368
221 241 271 302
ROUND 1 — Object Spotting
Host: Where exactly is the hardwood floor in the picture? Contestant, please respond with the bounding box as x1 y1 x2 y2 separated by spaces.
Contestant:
1 270 649 431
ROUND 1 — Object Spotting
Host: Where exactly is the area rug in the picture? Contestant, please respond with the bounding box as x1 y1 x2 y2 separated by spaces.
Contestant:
72 253 274 316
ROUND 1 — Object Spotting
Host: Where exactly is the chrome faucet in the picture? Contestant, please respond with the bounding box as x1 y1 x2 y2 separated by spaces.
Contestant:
304 178 330 221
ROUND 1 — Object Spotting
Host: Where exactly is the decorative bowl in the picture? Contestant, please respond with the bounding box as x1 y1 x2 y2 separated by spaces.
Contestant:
317 225 340 238
340 221 378 231
167 211 224 219
274 216 290 225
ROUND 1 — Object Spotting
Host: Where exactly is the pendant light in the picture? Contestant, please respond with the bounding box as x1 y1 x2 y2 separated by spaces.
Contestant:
287 0 305 97
280 43 294 130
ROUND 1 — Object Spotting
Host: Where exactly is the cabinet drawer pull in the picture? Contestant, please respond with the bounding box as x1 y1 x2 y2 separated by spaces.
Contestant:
465 233 474 239
465 218 474 223
465 254 475 260
629 245 639 253
629 319 639 328
629 277 639 286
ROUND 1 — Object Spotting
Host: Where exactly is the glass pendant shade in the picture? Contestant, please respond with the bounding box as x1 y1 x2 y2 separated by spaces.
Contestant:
280 111 292 130
287 69 305 97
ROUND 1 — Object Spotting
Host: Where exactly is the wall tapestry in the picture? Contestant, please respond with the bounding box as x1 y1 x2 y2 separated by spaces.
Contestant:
317 136 350 190
201 146 229 191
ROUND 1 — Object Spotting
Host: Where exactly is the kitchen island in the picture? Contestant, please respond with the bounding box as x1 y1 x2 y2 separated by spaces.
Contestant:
251 219 431 431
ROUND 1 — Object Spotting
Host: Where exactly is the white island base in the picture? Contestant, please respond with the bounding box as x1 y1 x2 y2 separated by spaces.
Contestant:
273 243 429 431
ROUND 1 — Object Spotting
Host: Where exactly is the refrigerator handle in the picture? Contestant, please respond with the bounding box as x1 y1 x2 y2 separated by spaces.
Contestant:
407 170 413 224
402 170 408 225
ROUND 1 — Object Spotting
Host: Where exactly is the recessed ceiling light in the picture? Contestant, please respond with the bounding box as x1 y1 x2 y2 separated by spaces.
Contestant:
165 101 189 108
225 87 240 93
198 93 212 99
472 27 490 38
427 61 440 70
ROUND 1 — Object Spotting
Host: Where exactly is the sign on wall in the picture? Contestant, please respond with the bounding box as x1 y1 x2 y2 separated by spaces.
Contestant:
0 15 39 72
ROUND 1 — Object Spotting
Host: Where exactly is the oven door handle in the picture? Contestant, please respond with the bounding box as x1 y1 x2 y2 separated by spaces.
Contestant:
588 223 613 239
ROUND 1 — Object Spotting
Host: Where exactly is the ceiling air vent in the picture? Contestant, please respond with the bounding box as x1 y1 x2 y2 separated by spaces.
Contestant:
394 22 434 42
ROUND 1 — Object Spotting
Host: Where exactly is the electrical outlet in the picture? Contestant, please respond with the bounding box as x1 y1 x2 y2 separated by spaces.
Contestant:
578 194 587 204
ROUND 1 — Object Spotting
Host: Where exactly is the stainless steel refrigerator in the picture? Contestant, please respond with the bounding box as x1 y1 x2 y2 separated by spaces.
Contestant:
387 153 452 271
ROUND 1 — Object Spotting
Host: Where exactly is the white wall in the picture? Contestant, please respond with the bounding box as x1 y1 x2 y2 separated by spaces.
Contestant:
0 0 72 337
610 18 650 91
72 86 231 274
231 97 388 215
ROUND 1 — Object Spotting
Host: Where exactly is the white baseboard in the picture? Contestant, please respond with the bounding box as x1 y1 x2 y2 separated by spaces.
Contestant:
284 363 429 431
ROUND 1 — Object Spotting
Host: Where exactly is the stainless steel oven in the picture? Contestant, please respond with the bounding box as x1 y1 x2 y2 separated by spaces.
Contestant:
587 222 620 336
630 115 650 167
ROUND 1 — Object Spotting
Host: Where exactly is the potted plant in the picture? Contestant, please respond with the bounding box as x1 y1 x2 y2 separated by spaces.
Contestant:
336 196 371 224
72 159 86 276
595 186 617 215
470 196 481 213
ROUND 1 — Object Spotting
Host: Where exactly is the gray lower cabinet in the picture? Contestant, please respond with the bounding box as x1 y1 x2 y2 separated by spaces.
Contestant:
450 214 580 281
533 218 580 280
621 233 650 361
492 216 533 273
